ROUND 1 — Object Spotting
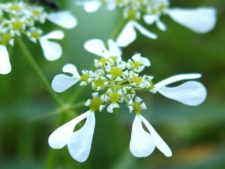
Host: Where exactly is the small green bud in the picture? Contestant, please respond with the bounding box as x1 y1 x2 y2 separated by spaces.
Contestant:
89 97 102 112
110 66 123 78
109 92 121 102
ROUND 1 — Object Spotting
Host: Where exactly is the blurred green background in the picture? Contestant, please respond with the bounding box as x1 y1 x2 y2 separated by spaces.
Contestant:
0 0 225 169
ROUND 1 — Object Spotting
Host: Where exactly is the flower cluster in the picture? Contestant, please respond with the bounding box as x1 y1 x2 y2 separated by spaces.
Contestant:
0 2 77 74
76 0 216 47
48 39 207 162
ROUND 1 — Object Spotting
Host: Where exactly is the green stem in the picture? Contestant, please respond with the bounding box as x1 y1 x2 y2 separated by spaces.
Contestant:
111 18 128 41
16 38 64 107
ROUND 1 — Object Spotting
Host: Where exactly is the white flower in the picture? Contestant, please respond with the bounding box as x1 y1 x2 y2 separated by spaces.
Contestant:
84 39 122 60
116 21 157 47
0 45 11 74
153 73 207 106
144 7 217 33
48 110 95 163
130 114 172 157
52 64 80 93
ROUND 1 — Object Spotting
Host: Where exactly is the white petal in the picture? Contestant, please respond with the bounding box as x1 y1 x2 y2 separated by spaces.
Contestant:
155 73 201 89
84 39 106 57
0 45 11 74
107 102 119 113
141 116 172 157
68 112 95 163
41 30 64 40
40 31 64 61
116 21 137 47
144 14 158 25
158 81 207 106
83 1 101 13
108 39 122 59
130 115 155 157
132 53 151 67
40 39 62 61
51 74 79 93
63 64 80 79
133 21 157 40
48 11 77 29
48 112 88 149
156 19 167 31
168 8 216 33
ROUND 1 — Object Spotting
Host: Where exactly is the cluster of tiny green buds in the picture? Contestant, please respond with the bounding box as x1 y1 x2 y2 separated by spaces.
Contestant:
0 2 47 45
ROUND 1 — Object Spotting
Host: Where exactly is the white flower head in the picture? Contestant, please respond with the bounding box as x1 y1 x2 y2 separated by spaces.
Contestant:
52 64 80 93
0 2 77 74
130 114 172 157
48 111 95 163
153 74 207 106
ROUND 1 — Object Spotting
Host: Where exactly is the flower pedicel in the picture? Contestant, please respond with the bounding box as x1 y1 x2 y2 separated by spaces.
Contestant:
48 39 207 162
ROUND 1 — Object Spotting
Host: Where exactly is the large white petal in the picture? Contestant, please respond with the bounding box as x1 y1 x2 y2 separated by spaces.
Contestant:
158 81 207 106
130 115 155 157
68 111 95 163
141 116 172 157
51 74 79 93
108 39 122 58
116 21 137 47
40 31 64 61
48 112 88 149
0 45 11 74
63 64 80 79
167 8 216 33
155 73 201 89
133 21 157 40
84 39 107 57
48 11 77 29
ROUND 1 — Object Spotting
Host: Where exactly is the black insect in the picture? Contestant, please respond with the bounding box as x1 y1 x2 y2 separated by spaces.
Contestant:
28 0 59 10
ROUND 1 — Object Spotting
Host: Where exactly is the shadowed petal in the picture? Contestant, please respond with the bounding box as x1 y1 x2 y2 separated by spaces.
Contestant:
68 111 95 163
158 81 207 106
0 45 11 74
48 112 88 149
168 8 216 33
48 12 77 29
130 115 155 157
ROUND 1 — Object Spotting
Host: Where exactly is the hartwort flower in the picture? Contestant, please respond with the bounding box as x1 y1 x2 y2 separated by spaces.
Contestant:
49 39 207 162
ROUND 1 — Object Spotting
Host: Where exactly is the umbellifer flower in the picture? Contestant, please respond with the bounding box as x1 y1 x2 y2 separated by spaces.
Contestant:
0 2 77 74
76 0 216 47
49 39 207 162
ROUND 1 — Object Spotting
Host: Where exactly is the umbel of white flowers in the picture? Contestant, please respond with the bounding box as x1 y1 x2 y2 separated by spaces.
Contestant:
48 39 207 162
76 0 217 47
0 2 77 75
